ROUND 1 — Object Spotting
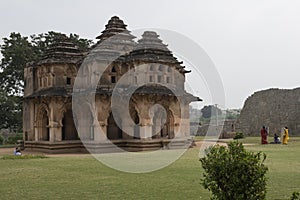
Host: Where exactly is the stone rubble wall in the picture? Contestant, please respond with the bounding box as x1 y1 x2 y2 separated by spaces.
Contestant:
237 88 300 136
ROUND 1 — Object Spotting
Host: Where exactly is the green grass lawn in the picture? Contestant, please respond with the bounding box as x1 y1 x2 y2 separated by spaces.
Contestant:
0 144 17 148
0 137 300 200
243 137 300 200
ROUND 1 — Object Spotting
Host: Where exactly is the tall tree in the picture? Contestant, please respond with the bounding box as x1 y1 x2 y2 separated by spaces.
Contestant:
0 32 36 95
0 88 22 131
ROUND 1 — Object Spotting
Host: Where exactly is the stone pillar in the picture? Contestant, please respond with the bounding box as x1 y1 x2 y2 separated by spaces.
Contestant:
173 116 189 138
23 100 35 141
139 124 152 139
179 103 191 138
34 126 39 141
94 120 107 142
49 122 55 143
174 118 180 138
181 118 190 137
29 101 35 141
152 117 162 139
135 99 153 140
77 118 90 140
49 121 62 142
139 118 152 140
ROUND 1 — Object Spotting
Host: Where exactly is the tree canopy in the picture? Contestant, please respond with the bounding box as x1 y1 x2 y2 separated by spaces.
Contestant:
0 32 36 95
201 105 223 119
0 31 93 131
0 88 22 131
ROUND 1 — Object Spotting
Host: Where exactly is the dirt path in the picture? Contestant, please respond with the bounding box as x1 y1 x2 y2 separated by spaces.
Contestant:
0 140 229 157
0 148 15 156
193 140 228 148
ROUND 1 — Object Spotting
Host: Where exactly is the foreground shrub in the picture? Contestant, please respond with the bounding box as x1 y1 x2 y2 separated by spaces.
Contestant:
233 132 244 140
291 192 300 200
0 135 3 145
200 141 268 200
6 133 23 144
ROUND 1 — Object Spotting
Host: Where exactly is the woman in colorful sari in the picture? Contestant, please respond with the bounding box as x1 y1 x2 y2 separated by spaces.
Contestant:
282 126 289 145
260 126 268 144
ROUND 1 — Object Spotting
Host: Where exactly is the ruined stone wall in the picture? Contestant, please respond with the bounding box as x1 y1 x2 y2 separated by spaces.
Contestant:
238 88 300 136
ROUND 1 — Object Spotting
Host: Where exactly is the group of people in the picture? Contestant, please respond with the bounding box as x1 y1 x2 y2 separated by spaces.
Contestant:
260 126 289 145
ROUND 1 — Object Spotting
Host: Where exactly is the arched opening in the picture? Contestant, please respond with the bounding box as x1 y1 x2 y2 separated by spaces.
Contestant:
149 75 153 83
158 65 164 72
152 111 162 139
107 112 122 140
111 66 117 72
149 65 154 71
111 76 116 83
40 110 49 141
62 109 79 140
158 110 175 139
167 66 172 72
132 110 140 139
167 111 175 139
157 75 162 83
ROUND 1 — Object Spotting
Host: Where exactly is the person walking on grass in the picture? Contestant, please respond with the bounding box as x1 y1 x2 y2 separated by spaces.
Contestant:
282 126 289 145
261 126 268 144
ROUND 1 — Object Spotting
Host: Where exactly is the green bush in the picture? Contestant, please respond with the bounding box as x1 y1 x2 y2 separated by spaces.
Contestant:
0 135 4 145
233 132 244 140
200 141 268 200
291 192 300 200
6 133 23 144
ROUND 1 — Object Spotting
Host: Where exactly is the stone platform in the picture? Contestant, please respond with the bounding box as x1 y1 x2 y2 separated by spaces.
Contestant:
24 138 193 154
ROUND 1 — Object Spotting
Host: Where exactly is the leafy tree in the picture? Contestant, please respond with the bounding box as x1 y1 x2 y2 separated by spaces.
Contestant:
0 88 22 131
200 141 268 200
6 133 23 144
0 32 36 95
226 113 238 120
69 33 94 52
201 105 222 119
30 31 93 56
291 192 300 200
0 135 4 145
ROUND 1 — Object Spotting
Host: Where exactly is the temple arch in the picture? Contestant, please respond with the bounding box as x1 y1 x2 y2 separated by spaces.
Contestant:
36 104 50 141
111 66 117 72
132 109 140 139
107 112 122 140
166 111 175 139
152 110 163 139
62 109 79 140
152 108 175 139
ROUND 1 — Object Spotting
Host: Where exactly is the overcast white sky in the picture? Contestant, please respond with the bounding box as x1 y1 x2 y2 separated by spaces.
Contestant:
1 0 300 109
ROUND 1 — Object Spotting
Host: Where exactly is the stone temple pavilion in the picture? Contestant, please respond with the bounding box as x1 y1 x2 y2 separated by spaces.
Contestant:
23 16 201 153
